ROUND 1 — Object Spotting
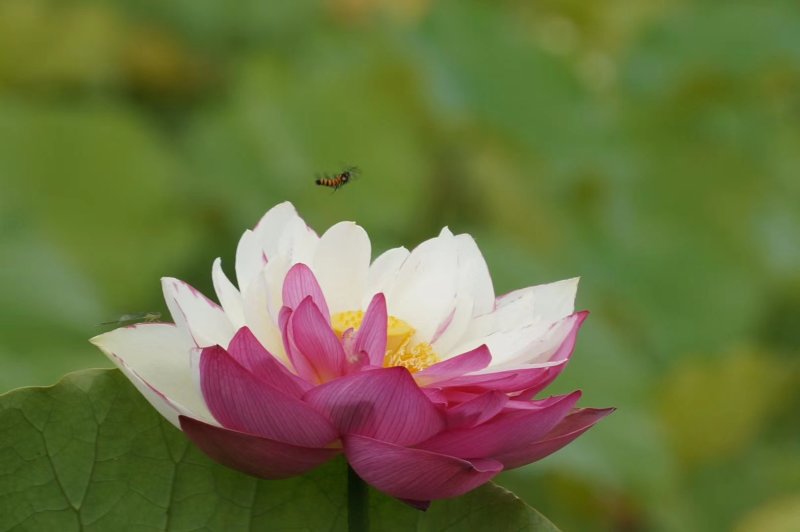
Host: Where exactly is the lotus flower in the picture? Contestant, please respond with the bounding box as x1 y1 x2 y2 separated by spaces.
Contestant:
91 202 612 505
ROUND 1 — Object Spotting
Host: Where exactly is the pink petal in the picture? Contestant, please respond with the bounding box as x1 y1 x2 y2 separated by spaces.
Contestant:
304 367 445 446
494 407 615 469
345 434 502 500
282 263 330 319
548 311 588 363
353 293 388 367
500 392 576 410
414 345 492 386
422 388 448 406
415 391 582 459
200 345 337 447
341 327 366 367
433 364 558 395
511 368 560 400
180 416 339 479
277 303 311 377
280 305 327 384
446 391 508 429
288 297 347 383
227 327 311 397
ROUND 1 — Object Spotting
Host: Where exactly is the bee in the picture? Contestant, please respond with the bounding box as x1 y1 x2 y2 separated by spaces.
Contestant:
315 166 359 191
100 312 162 326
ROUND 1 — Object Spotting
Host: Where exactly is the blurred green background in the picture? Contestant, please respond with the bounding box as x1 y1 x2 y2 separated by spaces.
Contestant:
1 0 799 530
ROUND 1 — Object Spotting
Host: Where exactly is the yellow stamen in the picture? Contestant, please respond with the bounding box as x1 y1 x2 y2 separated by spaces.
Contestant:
331 310 440 373
384 341 439 373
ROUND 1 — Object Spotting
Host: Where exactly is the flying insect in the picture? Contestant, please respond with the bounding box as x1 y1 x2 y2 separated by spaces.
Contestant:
315 166 359 191
100 312 162 326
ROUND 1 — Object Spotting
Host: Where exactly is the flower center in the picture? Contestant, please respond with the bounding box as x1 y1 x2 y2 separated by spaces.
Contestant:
331 310 440 372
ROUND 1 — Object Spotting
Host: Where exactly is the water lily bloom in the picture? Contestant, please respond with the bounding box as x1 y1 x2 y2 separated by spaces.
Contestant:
91 202 612 505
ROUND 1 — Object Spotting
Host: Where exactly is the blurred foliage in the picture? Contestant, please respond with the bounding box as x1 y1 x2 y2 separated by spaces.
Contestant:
1 0 798 530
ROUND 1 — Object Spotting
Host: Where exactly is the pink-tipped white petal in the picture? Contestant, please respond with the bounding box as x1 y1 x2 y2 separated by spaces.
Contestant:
451 310 583 367
90 323 214 427
453 278 580 361
162 277 235 348
212 258 245 328
490 311 586 367
313 221 371 314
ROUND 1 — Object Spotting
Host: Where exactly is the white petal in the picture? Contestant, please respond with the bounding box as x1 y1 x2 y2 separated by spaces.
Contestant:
256 216 319 319
432 295 474 357
496 277 579 322
312 222 371 313
235 203 309 294
490 315 578 366
241 268 287 364
235 229 264 292
90 324 215 427
472 359 566 375
277 216 319 266
429 234 495 355
162 277 235 348
253 201 303 260
262 254 292 323
464 291 540 342
387 229 458 342
449 318 545 364
452 313 576 367
454 234 495 316
362 246 409 307
212 258 245 328
457 277 580 348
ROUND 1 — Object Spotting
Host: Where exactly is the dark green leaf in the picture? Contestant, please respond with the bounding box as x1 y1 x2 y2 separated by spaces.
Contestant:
0 369 559 531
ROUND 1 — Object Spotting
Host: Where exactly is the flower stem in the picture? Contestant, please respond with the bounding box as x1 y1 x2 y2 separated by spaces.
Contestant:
347 464 369 532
